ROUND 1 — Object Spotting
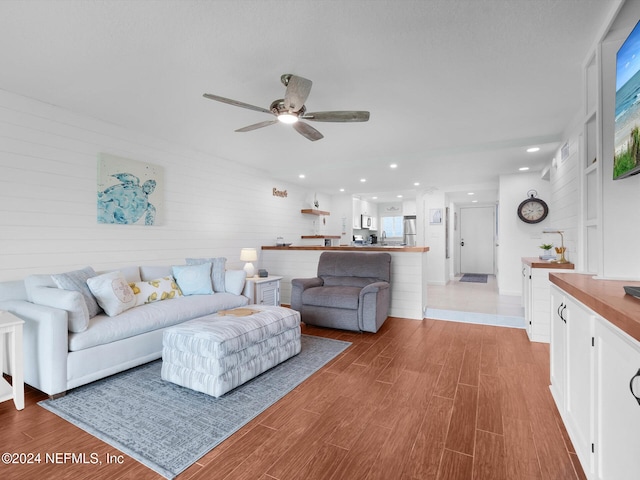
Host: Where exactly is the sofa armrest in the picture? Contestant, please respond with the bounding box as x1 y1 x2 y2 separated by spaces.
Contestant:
0 299 68 396
290 277 323 311
359 281 390 296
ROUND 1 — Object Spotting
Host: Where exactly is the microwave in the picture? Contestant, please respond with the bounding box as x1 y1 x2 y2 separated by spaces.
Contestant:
361 215 372 229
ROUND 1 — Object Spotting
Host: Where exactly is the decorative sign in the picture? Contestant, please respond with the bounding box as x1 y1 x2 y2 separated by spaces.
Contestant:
272 188 288 198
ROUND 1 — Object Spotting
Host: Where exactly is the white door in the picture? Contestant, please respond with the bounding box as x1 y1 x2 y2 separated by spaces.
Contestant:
460 206 495 274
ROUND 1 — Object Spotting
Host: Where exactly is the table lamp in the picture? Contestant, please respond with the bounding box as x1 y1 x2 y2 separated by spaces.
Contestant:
240 248 258 277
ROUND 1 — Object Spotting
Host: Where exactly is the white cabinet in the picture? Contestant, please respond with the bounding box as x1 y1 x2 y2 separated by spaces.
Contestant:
352 197 361 229
550 285 593 474
594 318 640 480
522 259 574 343
243 276 282 306
549 283 640 480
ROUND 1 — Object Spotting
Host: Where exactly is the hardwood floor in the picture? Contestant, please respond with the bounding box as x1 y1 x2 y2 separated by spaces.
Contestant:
0 317 586 480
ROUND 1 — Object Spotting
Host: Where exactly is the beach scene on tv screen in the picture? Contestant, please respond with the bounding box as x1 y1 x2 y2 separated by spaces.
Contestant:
614 22 640 179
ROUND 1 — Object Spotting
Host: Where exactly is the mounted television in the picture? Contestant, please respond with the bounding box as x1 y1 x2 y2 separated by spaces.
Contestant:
614 20 640 179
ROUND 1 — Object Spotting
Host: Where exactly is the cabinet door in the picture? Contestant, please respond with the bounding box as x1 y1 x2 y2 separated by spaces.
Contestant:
564 296 594 474
352 198 361 229
257 281 279 306
522 264 532 336
549 285 566 413
594 319 640 480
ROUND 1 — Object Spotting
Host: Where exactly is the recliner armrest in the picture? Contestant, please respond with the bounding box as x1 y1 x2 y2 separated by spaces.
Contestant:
359 281 390 296
290 277 323 311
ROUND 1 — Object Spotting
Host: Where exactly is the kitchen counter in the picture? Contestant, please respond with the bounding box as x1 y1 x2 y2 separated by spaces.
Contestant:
549 273 640 343
260 245 429 320
262 245 429 252
522 257 575 269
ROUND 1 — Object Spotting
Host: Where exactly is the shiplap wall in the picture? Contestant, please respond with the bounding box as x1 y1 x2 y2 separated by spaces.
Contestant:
549 133 580 269
0 89 325 281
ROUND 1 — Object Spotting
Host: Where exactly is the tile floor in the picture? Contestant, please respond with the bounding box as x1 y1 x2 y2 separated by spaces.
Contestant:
426 275 526 328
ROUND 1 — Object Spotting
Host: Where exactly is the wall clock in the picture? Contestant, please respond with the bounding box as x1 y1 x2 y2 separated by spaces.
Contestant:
517 191 549 224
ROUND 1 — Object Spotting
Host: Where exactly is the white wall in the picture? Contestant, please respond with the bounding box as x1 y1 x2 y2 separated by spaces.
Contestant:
0 89 323 281
497 172 551 296
600 1 640 279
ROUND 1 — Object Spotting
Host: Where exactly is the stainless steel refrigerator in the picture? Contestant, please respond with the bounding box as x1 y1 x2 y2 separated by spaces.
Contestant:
403 216 416 246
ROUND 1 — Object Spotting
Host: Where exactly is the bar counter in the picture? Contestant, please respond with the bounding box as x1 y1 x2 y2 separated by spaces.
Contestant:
260 245 430 320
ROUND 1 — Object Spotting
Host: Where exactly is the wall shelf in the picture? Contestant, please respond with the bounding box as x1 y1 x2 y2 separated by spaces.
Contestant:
300 235 341 239
301 209 330 216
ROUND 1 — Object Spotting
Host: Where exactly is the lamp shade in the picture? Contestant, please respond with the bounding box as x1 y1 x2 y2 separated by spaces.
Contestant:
240 248 258 262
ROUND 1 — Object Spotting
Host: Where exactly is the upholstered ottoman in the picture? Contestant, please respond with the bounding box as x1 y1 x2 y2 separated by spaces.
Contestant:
161 305 301 397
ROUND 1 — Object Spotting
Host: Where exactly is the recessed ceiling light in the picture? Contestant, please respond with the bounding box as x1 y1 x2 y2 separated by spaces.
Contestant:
397 194 403 198
414 182 420 186
360 178 366 183
298 174 305 179
468 192 475 195
472 200 478 203
372 196 378 199
527 147 540 153
390 163 398 169
519 167 530 171
339 188 345 192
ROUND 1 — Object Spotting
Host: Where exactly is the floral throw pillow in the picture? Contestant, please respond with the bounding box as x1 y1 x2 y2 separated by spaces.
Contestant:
130 275 183 307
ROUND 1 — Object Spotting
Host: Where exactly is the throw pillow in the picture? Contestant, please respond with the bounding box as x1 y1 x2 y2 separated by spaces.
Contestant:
130 275 183 306
87 271 137 317
172 263 213 296
51 266 102 317
186 257 226 292
224 269 247 296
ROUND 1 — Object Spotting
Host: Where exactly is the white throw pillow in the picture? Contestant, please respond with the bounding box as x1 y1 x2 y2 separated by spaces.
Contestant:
87 271 137 317
130 275 183 306
225 270 247 296
172 263 214 295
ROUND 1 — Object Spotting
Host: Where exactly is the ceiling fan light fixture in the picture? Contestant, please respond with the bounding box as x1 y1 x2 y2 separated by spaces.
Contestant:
278 113 299 124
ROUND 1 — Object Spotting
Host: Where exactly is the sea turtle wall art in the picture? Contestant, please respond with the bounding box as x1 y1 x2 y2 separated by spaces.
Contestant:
97 153 164 225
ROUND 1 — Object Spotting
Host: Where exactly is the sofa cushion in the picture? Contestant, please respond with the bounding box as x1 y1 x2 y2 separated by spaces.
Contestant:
186 257 227 292
130 275 183 306
302 286 361 310
68 293 249 352
51 266 102 318
87 271 137 317
172 263 214 295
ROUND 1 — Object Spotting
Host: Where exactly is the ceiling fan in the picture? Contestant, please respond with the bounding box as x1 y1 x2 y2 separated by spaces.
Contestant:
203 74 370 141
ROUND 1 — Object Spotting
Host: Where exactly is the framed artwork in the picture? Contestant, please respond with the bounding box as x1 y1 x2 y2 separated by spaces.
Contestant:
445 207 450 258
97 153 164 225
429 208 443 225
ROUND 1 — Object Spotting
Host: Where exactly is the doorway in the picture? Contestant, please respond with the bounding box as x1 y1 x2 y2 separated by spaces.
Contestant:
459 206 495 274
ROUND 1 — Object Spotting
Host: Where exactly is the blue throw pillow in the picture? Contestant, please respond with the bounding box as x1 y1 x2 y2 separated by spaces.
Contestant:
186 257 226 292
172 263 214 295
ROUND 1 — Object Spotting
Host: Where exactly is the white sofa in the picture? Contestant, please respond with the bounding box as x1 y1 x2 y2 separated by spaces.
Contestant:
0 262 249 397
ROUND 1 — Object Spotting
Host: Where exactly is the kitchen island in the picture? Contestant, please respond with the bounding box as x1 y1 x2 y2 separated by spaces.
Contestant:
261 245 429 320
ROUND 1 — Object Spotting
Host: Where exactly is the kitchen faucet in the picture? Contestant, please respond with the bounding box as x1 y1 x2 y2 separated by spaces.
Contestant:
381 231 386 244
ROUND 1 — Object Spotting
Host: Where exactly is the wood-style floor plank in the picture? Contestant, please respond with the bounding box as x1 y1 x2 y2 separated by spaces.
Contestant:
0 318 585 480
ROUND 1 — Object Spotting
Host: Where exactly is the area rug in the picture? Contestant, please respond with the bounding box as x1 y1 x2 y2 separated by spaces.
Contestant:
459 273 488 283
39 334 351 479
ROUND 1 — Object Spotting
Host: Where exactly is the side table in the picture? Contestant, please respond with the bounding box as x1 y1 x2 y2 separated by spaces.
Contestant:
243 276 283 306
0 311 25 410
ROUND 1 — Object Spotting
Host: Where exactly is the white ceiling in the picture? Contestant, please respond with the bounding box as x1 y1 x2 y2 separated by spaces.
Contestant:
0 0 616 205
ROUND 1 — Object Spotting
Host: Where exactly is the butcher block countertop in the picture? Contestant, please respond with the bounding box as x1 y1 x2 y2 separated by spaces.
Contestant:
262 245 429 252
522 257 575 269
550 272 640 343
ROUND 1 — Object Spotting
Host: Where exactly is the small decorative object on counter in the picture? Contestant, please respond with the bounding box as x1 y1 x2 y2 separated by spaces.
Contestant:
539 243 555 260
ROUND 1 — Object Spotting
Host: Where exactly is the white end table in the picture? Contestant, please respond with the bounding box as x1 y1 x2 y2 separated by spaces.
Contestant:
243 276 283 306
0 311 25 410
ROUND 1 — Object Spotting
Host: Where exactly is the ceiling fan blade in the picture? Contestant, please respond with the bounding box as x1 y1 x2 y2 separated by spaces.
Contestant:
235 119 279 132
293 121 324 141
283 75 312 112
203 93 273 115
301 111 370 122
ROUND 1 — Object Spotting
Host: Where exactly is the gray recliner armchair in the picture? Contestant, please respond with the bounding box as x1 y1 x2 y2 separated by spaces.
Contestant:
291 251 391 333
